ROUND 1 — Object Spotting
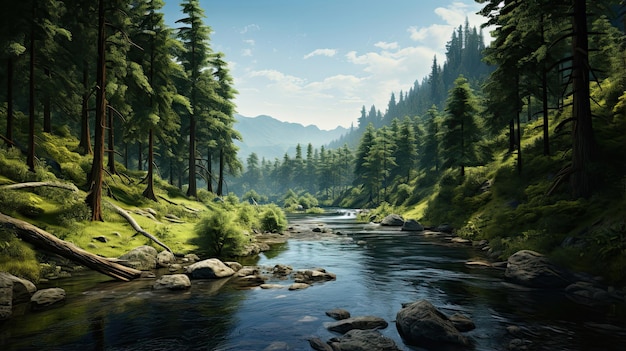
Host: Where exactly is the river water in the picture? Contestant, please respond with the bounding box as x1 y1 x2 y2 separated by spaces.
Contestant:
1 210 625 350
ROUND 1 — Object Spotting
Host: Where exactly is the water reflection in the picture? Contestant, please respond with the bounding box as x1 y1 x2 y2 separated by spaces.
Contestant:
1 212 625 350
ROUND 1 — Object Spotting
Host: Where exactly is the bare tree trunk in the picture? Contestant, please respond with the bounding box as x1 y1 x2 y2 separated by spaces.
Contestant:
86 0 106 221
43 68 51 133
0 212 141 281
142 129 157 201
187 114 197 197
207 150 213 193
107 202 172 253
27 2 36 172
6 57 14 145
79 62 93 155
107 107 116 174
1 181 78 192
570 0 595 198
217 148 224 196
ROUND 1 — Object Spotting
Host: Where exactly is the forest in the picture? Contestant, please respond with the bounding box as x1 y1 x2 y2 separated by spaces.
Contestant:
0 0 625 287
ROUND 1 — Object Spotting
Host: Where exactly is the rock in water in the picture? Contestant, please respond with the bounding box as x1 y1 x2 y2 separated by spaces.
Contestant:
185 258 236 279
153 274 191 290
505 250 575 288
328 329 401 351
325 316 388 334
118 245 158 270
157 250 176 267
396 299 471 348
380 214 404 226
402 219 424 231
326 308 351 320
30 288 66 310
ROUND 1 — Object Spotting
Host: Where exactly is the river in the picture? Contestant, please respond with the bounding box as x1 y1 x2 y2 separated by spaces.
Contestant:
1 210 625 350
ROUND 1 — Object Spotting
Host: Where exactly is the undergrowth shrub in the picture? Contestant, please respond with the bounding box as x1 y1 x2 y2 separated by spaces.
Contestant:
260 204 287 233
0 148 29 182
193 208 246 257
0 229 40 282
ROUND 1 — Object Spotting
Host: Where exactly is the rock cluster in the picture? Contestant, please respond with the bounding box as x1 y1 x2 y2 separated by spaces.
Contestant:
0 272 66 320
309 308 401 351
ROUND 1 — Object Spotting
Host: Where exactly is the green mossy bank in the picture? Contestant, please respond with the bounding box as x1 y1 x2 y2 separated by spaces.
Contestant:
0 134 287 282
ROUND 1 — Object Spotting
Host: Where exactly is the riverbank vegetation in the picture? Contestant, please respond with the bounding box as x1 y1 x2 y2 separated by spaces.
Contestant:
229 2 626 284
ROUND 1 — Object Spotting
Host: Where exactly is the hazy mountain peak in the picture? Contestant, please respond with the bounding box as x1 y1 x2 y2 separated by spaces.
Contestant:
234 114 348 160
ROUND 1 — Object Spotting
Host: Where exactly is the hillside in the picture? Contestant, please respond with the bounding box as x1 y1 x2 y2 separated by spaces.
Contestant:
234 114 348 161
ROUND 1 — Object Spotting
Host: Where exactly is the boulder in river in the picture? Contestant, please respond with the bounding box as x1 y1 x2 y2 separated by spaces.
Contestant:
505 250 575 288
153 274 191 290
30 288 66 310
157 250 176 267
328 329 401 351
326 308 351 320
380 214 404 226
118 245 158 270
0 272 37 304
396 299 472 348
324 315 388 334
185 258 236 279
294 268 336 284
402 219 424 231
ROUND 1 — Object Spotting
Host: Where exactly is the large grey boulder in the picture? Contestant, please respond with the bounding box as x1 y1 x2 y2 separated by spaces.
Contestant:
380 214 404 226
118 245 158 270
402 219 424 231
30 288 66 310
152 274 191 290
0 272 36 303
328 329 401 351
325 316 388 334
505 250 575 288
396 300 472 348
185 258 235 279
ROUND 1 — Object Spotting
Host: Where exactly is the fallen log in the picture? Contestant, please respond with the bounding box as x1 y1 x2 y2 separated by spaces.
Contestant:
106 202 173 254
0 181 79 193
0 212 141 281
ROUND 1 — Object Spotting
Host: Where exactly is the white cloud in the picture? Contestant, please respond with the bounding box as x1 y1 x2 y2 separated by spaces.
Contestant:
240 24 260 34
243 39 255 46
241 48 253 57
374 41 399 50
303 48 337 59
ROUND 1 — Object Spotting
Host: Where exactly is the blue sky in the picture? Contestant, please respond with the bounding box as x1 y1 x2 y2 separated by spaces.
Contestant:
162 0 489 130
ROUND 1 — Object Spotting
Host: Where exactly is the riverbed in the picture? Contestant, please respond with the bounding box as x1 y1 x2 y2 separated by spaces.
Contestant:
1 210 625 350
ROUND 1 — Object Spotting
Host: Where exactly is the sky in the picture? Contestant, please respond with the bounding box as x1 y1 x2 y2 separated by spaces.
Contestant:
162 0 490 130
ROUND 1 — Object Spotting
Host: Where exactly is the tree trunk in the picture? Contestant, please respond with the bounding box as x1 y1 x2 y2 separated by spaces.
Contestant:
1 181 78 192
541 14 550 156
86 0 106 222
43 68 51 133
79 62 93 155
142 128 158 201
207 150 213 193
509 119 515 153
107 202 172 253
6 57 14 145
107 107 116 174
27 2 36 172
187 114 197 197
0 212 141 281
217 148 224 196
570 0 595 199
137 142 143 171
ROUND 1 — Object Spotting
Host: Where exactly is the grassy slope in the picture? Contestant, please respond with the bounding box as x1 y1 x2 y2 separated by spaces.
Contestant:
0 135 214 281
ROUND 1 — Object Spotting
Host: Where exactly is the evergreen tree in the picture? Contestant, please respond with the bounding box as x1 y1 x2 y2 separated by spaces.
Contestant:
176 0 212 198
442 76 480 178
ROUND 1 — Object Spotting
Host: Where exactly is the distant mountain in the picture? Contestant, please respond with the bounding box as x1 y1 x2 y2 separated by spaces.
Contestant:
234 114 348 161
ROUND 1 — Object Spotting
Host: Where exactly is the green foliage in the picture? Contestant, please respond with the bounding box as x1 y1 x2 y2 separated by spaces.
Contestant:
362 202 398 223
0 229 40 282
260 204 287 233
236 202 260 229
193 208 246 257
0 148 30 182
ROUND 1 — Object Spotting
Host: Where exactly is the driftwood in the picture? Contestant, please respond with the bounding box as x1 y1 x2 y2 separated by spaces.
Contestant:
0 212 141 281
0 181 79 193
106 202 173 253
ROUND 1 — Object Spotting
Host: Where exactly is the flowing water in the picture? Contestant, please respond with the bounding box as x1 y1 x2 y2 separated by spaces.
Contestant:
1 210 625 350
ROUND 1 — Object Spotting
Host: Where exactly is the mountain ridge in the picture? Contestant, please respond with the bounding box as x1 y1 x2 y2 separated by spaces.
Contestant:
234 114 349 161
